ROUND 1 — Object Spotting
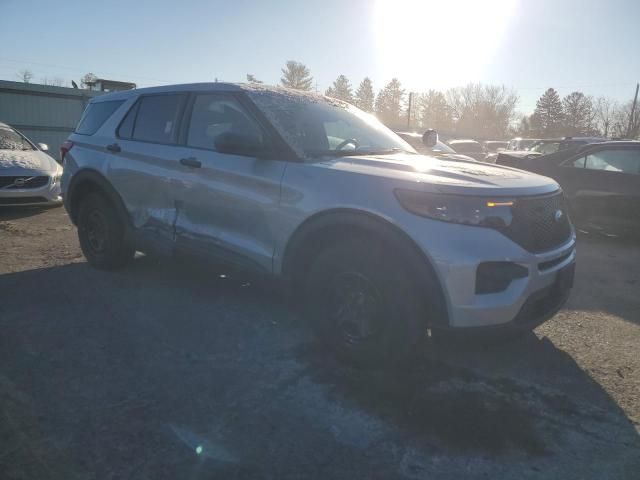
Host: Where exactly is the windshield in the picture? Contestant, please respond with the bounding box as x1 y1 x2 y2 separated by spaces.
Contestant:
484 142 508 152
529 141 560 154
246 90 416 158
433 140 456 154
0 128 35 151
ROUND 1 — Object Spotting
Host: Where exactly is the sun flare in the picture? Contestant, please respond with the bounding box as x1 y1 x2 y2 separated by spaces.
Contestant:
374 0 517 89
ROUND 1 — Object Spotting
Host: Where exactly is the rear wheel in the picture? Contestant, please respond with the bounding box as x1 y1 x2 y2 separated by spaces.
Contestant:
77 193 134 270
305 238 429 367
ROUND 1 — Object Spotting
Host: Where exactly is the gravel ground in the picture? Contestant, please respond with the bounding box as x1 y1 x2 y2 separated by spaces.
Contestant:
1 206 639 479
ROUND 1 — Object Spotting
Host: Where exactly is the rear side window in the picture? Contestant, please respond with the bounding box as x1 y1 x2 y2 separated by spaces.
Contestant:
132 94 184 144
76 100 124 135
117 101 140 139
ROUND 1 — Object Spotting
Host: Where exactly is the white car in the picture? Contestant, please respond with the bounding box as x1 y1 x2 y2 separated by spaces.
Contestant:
0 122 63 206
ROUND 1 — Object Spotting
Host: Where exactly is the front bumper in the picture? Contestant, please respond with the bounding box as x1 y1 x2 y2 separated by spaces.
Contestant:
405 218 576 329
0 178 62 206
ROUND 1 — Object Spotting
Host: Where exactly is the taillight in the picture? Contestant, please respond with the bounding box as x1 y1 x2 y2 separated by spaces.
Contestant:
60 140 74 163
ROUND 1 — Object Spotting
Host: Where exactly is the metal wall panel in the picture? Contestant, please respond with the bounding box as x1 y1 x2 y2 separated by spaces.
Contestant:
0 80 105 159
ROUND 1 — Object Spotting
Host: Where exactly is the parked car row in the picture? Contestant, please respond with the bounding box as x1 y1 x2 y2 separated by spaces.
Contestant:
4 83 636 366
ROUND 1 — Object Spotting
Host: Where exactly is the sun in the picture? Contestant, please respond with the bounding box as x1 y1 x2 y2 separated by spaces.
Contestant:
374 0 517 89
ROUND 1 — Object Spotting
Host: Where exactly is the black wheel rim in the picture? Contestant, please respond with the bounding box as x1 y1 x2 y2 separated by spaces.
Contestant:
327 271 383 347
85 210 108 254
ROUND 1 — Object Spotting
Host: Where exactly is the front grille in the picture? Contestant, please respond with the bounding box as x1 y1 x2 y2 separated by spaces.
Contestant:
0 176 49 189
501 191 572 253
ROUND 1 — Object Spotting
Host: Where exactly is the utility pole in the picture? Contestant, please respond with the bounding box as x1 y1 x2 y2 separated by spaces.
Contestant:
407 92 413 128
627 82 639 139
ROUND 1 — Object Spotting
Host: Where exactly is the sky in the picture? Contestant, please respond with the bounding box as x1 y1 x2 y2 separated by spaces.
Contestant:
0 0 638 115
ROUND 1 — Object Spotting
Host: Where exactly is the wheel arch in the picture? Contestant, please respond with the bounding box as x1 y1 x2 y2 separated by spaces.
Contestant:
66 169 130 229
280 208 449 327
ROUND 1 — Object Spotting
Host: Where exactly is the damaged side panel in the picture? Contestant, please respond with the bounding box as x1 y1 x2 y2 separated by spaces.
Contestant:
106 140 194 254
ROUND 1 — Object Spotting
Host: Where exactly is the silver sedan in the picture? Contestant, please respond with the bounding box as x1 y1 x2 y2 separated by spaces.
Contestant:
0 122 62 206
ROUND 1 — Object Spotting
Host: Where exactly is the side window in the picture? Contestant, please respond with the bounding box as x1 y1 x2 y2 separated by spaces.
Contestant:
187 94 263 150
570 156 586 168
585 150 640 174
324 119 361 149
76 100 124 135
132 94 184 144
117 100 139 139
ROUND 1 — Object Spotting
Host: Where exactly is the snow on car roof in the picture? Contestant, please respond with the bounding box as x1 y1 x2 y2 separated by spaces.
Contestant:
90 82 342 106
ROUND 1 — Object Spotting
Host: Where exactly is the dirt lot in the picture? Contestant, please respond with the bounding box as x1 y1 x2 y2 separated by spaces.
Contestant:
1 206 639 479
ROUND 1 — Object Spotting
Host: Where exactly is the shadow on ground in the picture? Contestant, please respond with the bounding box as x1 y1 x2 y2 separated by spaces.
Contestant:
0 256 639 479
0 205 59 221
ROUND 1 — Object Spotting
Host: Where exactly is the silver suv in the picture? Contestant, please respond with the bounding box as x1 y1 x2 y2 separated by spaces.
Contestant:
61 83 576 366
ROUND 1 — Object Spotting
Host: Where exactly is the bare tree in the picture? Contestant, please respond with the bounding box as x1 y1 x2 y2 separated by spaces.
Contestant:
446 83 518 138
594 97 617 137
562 92 596 136
610 100 640 139
81 72 98 90
17 69 34 83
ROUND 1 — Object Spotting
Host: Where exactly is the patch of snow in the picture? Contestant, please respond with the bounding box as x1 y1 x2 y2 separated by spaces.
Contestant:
0 151 43 170
244 85 350 159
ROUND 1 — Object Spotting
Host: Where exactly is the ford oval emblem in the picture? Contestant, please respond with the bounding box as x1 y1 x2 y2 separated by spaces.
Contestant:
554 209 563 222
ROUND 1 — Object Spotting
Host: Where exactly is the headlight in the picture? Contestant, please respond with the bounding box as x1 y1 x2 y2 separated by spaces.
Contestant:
394 189 514 228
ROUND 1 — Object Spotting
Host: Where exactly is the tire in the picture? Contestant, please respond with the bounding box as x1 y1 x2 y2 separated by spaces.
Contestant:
304 238 428 368
77 192 134 270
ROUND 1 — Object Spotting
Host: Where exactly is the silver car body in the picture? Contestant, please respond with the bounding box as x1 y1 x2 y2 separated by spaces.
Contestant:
62 83 576 329
0 123 63 206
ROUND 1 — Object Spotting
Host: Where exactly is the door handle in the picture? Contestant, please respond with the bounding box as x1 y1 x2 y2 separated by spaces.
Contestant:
106 143 121 153
179 157 201 168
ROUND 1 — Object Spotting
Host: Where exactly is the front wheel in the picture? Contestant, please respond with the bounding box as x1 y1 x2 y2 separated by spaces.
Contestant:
77 193 134 270
305 239 428 367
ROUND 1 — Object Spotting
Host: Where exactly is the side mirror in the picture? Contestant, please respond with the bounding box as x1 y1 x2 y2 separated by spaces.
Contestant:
214 131 264 157
38 143 49 151
422 129 438 148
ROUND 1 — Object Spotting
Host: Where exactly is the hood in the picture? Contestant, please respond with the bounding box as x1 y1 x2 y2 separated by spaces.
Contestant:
313 153 559 196
437 152 478 162
0 149 59 175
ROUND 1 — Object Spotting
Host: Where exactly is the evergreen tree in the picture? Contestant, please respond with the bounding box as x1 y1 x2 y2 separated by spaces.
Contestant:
419 90 453 131
375 78 405 126
532 88 564 136
324 75 353 103
280 60 313 91
354 77 375 112
246 74 263 84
